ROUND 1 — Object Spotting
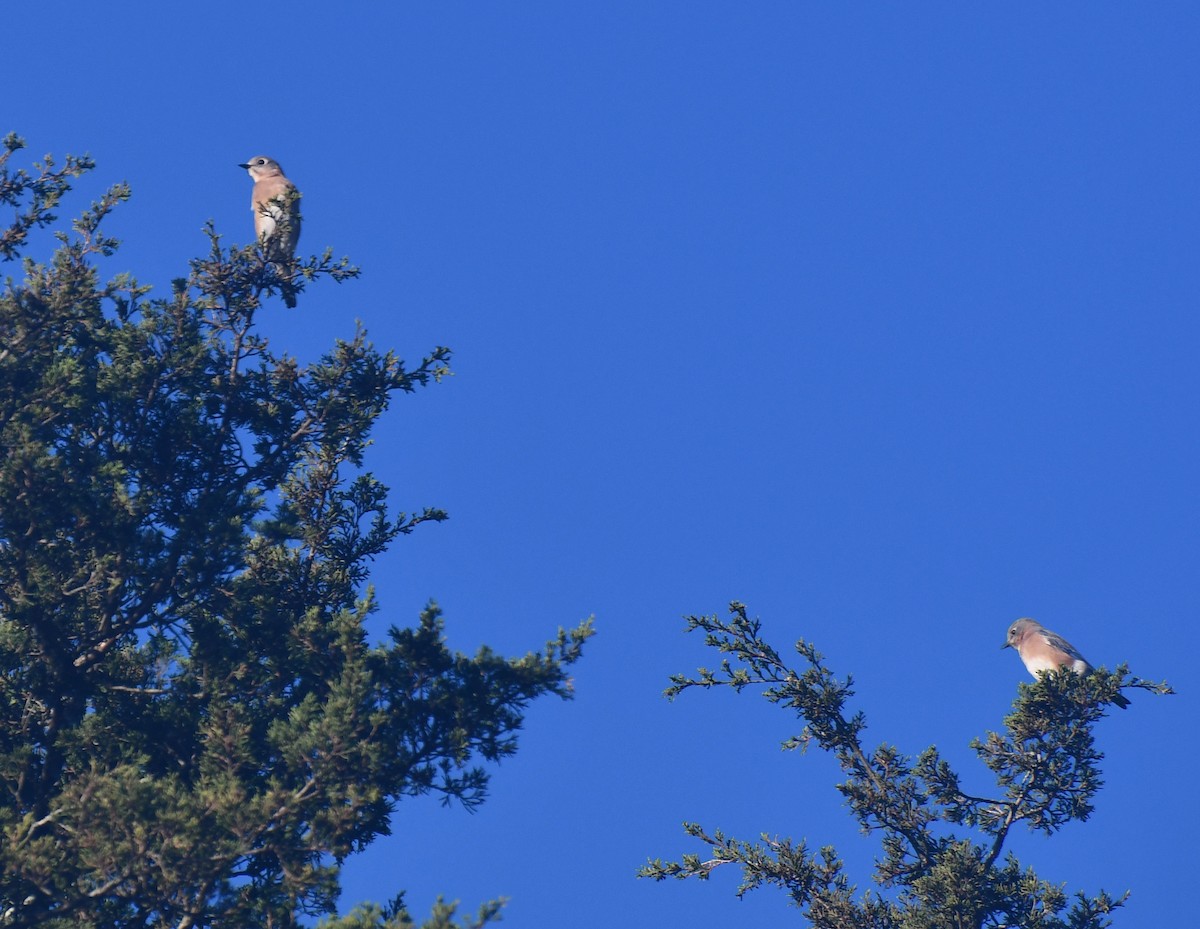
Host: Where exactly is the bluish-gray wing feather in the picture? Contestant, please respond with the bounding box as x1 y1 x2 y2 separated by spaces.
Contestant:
1042 630 1091 669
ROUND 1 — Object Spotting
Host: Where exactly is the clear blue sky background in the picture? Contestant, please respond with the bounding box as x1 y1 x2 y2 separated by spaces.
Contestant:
8 3 1197 926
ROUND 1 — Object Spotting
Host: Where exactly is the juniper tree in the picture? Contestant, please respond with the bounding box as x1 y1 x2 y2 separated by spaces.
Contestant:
315 896 504 929
0 134 592 929
641 602 1171 929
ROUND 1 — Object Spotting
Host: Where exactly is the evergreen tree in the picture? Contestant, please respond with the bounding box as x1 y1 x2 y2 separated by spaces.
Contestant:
641 602 1171 929
0 134 592 929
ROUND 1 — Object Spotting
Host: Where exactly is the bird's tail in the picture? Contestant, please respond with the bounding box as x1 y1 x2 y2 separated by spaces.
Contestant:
269 257 299 309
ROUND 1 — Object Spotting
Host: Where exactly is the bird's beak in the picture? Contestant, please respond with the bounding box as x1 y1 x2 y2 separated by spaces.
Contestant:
1001 640 1011 650
237 163 250 170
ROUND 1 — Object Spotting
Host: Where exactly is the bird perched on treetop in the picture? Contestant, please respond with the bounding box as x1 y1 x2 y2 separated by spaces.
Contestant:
238 155 301 307
1003 617 1130 708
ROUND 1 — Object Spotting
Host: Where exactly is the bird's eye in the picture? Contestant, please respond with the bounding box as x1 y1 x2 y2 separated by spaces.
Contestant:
256 158 266 165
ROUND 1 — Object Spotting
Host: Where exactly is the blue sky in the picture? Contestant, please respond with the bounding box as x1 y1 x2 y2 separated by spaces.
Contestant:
8 3 1197 925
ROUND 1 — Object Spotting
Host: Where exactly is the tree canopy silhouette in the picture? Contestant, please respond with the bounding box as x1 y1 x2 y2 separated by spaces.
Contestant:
641 602 1171 929
0 134 592 929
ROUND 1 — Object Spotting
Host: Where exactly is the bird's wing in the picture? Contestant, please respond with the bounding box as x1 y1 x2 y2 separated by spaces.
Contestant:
1042 630 1091 668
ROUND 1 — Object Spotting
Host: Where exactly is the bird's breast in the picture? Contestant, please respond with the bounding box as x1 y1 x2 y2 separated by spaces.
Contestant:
1022 654 1089 675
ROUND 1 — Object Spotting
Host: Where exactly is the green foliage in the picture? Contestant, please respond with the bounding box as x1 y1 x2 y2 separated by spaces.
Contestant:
641 602 1172 929
316 894 504 929
0 136 593 928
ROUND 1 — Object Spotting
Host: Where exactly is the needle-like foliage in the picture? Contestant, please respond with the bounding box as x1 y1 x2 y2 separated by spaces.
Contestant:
0 136 592 929
641 602 1171 929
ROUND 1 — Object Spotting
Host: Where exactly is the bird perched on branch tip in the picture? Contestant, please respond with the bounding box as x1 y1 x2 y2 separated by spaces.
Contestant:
238 155 300 307
1003 617 1130 709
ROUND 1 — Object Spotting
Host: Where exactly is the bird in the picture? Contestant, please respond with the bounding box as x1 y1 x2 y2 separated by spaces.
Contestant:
1003 617 1130 708
238 155 301 306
